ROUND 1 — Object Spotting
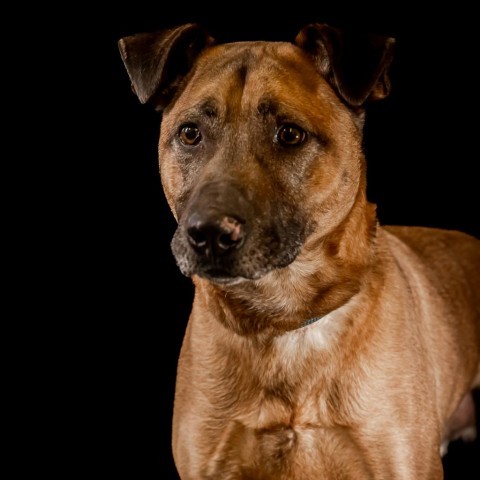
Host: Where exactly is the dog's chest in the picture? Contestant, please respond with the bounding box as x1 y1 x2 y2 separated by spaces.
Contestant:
202 322 363 477
220 307 354 423
204 388 367 480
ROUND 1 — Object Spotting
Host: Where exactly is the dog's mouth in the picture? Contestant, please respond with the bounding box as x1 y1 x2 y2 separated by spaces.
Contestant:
171 217 308 284
201 268 248 286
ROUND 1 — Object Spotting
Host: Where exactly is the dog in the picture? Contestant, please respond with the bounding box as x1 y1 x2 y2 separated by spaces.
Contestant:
119 23 480 479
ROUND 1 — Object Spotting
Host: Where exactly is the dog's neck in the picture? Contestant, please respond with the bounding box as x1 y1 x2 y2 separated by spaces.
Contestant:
193 179 378 337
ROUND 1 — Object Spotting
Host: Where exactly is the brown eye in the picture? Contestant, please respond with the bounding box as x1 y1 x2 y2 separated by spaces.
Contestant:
179 124 202 146
275 124 306 146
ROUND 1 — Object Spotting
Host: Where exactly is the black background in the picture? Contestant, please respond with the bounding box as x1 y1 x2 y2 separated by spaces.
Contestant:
70 3 480 478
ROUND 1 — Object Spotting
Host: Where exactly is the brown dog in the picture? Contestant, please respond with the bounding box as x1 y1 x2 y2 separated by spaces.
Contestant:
119 23 480 479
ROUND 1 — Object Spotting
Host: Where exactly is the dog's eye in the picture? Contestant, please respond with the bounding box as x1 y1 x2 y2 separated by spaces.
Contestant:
275 124 306 147
179 124 202 146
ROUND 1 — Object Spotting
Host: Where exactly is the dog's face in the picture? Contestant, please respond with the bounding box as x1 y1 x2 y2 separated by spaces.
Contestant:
161 42 362 284
119 24 394 285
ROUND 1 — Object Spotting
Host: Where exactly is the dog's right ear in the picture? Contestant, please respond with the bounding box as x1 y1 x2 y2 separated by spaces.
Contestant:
118 23 214 110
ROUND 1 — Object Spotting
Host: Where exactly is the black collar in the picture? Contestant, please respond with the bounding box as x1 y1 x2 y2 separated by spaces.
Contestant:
300 315 323 328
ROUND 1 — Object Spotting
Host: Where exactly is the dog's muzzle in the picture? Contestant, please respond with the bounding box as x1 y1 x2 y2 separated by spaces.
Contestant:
171 180 307 284
172 181 253 283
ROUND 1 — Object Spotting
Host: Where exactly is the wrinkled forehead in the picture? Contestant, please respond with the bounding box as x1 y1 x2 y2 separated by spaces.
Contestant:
164 41 345 129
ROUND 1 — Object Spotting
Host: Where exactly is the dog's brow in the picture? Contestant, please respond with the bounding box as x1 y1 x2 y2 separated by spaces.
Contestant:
199 99 219 118
257 99 278 117
179 98 219 120
257 97 310 124
257 97 309 123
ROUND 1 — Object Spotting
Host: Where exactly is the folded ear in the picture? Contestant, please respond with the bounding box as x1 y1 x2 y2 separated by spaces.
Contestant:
118 23 214 110
295 23 395 107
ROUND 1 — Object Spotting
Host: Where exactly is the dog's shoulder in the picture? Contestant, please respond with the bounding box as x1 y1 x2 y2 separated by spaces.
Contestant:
380 225 480 313
382 225 479 268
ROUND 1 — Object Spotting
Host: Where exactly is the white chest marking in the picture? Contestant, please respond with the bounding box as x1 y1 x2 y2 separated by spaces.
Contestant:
274 296 358 364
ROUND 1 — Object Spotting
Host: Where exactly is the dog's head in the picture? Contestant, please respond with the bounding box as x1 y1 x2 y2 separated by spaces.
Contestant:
119 24 394 286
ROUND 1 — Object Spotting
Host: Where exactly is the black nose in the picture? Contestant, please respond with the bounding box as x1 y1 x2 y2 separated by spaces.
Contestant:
187 212 245 257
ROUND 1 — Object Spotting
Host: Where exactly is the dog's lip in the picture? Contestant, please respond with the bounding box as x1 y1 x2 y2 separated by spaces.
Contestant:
200 268 247 286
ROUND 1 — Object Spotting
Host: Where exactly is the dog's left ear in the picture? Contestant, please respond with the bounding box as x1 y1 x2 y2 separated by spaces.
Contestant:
118 23 214 110
296 23 395 107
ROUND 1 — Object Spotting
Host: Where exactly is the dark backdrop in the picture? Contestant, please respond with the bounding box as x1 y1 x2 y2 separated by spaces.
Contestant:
82 3 479 478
